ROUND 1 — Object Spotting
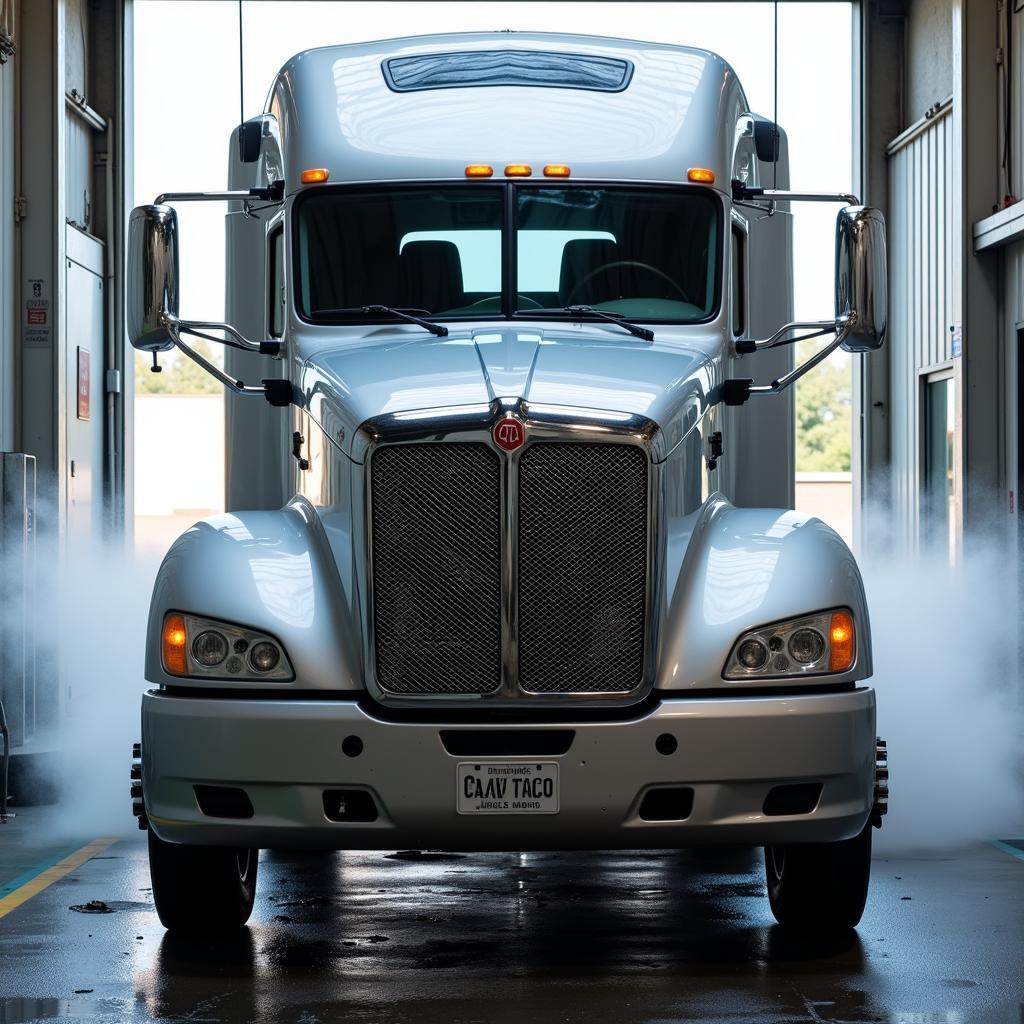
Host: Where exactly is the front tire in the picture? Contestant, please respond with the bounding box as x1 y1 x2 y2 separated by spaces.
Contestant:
764 821 872 931
148 829 258 933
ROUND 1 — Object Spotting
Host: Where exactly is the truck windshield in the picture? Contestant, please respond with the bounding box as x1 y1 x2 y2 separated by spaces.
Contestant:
295 185 719 323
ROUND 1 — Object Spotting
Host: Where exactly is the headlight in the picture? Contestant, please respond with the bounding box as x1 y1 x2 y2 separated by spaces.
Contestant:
724 609 856 680
161 612 293 681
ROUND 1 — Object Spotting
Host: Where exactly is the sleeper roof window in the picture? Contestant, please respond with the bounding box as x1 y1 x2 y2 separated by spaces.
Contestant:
382 49 634 93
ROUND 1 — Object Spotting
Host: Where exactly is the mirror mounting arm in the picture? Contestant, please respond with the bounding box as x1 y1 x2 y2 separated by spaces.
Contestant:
721 317 853 406
154 180 285 206
731 181 860 207
172 316 280 357
734 319 840 355
165 317 289 405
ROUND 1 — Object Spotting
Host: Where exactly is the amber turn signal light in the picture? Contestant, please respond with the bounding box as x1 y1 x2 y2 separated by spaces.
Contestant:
504 163 532 177
687 167 716 184
162 612 188 676
543 164 571 178
828 610 855 672
465 164 494 177
300 168 330 184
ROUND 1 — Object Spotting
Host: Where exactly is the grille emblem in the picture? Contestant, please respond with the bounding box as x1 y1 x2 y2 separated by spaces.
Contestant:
493 415 525 452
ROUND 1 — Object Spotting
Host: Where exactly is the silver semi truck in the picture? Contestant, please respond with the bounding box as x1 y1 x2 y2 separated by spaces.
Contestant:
127 32 888 935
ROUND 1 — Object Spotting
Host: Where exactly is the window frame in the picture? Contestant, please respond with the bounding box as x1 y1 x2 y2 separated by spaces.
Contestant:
918 363 958 562
267 221 286 339
729 213 748 339
289 181 725 328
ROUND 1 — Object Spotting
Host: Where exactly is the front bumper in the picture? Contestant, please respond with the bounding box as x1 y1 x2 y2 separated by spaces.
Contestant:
141 687 876 850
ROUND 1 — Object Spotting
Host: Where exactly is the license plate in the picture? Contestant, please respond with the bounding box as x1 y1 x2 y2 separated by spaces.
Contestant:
456 761 559 815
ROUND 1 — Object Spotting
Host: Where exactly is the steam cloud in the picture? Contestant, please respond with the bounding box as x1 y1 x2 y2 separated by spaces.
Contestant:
7 500 1023 853
861 508 1024 854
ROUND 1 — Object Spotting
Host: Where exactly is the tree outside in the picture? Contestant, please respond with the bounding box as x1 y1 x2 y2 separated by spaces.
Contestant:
795 339 852 472
134 339 222 395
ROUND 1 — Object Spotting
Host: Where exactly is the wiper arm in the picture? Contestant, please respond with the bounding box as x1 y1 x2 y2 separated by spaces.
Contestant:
516 305 654 342
314 305 448 337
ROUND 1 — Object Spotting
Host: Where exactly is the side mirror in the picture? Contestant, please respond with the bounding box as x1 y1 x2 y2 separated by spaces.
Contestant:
127 204 179 352
835 206 886 352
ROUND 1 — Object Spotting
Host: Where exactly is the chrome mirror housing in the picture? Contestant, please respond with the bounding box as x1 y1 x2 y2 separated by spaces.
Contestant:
127 204 179 352
835 206 887 352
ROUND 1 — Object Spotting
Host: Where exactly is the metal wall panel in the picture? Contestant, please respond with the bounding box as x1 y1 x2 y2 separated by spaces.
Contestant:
886 105 954 548
1013 6 1024 207
65 116 91 231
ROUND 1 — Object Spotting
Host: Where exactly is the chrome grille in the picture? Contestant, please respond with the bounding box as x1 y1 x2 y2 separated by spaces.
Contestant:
370 443 502 694
517 443 648 693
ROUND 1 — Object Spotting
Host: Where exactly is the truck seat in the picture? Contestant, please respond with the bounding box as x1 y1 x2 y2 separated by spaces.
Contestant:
558 239 622 305
399 240 465 313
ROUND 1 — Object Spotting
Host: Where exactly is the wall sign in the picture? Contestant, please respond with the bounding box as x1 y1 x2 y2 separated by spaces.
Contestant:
25 277 50 346
77 347 90 421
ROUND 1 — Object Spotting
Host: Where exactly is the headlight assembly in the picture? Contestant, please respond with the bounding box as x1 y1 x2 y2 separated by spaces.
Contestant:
161 612 293 681
724 609 856 680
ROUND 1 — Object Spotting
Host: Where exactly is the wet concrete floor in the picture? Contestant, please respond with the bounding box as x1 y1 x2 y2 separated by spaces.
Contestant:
0 809 1021 1023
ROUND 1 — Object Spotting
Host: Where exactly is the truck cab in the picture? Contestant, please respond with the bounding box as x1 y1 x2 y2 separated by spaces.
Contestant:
126 32 888 935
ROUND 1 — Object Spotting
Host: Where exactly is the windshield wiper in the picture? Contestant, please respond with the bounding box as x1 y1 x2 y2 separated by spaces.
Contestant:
314 305 448 337
515 305 654 342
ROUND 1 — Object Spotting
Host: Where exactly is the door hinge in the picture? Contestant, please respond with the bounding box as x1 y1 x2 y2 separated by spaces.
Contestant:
996 46 1005 66
707 430 724 471
291 431 309 471
14 196 26 222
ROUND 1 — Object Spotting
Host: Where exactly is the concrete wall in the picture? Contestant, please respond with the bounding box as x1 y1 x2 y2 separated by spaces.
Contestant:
907 0 953 122
795 473 853 547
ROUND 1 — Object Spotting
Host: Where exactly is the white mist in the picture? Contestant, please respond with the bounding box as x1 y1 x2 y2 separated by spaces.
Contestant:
862 530 1023 854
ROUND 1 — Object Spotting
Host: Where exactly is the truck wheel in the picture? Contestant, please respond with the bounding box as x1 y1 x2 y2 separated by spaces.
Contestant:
764 821 871 931
148 829 258 933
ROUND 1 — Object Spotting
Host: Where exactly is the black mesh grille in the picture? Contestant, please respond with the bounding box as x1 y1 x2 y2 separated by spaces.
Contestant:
371 444 502 694
517 444 648 693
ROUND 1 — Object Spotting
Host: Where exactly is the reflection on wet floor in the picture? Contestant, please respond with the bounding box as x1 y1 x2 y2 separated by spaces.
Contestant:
1 839 1022 1023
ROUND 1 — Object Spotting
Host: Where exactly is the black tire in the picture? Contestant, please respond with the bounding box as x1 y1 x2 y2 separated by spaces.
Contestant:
148 829 258 933
764 821 872 931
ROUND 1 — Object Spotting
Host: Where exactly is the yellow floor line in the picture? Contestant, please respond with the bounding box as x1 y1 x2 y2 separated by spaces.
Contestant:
0 837 118 920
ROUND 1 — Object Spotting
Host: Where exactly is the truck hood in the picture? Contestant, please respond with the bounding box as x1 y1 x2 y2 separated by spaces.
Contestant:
298 324 721 463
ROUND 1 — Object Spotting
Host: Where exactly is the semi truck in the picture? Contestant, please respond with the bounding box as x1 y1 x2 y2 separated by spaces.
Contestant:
126 32 889 935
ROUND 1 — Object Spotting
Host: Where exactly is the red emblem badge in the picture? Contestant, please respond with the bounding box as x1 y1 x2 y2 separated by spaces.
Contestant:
493 415 525 452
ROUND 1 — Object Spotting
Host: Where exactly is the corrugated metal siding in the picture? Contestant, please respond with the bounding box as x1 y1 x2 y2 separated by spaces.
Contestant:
1011 239 1024 326
886 106 954 547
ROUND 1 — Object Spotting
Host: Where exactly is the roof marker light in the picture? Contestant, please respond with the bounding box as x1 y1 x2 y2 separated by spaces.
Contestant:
301 168 330 184
504 164 532 177
543 164 571 178
465 164 494 178
687 167 716 184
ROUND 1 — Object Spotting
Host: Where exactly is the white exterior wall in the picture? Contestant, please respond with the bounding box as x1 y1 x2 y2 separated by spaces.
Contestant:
0 13 13 451
885 102 955 549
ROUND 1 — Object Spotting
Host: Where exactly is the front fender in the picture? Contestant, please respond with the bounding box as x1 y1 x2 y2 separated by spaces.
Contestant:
145 498 362 691
657 496 872 691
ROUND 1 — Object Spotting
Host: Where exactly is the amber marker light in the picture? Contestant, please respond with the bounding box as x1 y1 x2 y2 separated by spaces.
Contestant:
300 168 330 184
465 164 494 178
543 164 571 178
829 610 856 672
162 612 188 676
687 167 716 184
504 163 533 177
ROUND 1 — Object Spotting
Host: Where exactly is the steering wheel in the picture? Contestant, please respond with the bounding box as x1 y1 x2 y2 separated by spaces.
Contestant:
564 260 692 306
460 294 544 311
